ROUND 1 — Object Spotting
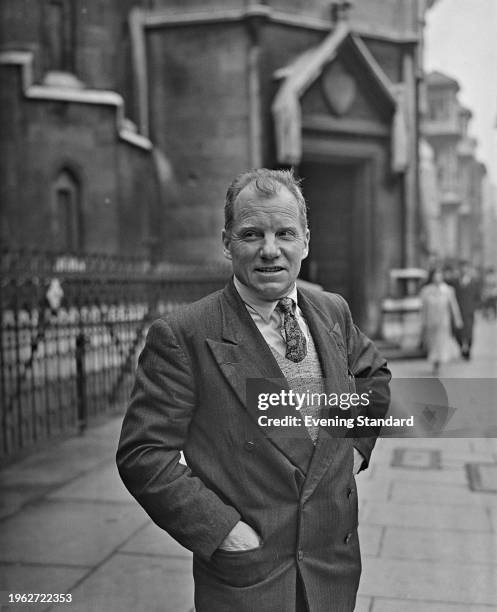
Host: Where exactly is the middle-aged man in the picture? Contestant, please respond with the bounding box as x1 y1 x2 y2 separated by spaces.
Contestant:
117 169 391 612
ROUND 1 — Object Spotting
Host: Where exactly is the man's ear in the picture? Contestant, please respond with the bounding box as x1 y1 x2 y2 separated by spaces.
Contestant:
222 229 232 260
302 228 310 260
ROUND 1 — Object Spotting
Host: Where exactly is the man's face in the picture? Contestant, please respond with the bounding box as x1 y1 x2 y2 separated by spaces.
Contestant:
222 183 309 301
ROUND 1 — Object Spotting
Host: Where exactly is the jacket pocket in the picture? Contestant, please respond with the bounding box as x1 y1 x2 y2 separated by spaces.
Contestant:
208 541 272 588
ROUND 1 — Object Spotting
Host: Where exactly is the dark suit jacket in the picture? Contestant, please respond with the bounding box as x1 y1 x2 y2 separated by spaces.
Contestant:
453 277 480 342
116 280 390 612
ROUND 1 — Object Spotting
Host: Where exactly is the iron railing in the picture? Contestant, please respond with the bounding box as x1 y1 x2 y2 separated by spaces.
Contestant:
0 249 230 462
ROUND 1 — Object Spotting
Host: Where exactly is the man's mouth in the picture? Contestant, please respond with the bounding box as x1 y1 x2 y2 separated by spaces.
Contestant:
255 266 285 273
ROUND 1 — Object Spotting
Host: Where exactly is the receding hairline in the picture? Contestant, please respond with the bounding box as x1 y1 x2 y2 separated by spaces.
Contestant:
234 179 297 205
226 177 308 231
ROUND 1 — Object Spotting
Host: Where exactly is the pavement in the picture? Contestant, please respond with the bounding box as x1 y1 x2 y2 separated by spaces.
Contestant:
0 316 496 612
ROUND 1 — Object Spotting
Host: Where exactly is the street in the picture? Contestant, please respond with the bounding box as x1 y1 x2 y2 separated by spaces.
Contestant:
0 316 496 611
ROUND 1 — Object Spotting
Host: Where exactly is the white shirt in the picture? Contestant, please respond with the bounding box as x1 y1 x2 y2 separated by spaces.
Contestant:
233 276 310 357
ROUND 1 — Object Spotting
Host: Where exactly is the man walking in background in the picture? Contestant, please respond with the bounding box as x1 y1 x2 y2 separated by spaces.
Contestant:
454 261 481 360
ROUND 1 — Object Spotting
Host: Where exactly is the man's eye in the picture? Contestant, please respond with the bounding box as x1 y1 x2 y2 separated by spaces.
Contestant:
241 231 258 239
278 230 296 238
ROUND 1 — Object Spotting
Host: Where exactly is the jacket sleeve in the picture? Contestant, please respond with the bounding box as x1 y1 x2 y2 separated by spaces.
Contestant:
116 317 241 560
335 295 391 468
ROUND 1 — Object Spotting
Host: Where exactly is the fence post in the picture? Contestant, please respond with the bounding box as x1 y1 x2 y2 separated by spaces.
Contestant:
75 327 87 434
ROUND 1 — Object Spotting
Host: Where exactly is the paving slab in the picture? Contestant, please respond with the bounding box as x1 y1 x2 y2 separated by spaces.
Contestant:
371 441 484 465
488 507 497 531
358 525 383 557
370 598 497 612
0 499 148 566
442 453 497 466
360 442 394 465
370 465 467 485
385 438 469 450
361 500 491 532
420 439 473 453
359 557 497 605
0 486 48 520
49 553 193 612
390 480 493 506
0 438 113 487
354 595 372 612
48 461 134 504
469 438 497 454
119 522 191 558
466 463 497 494
356 462 376 481
0 563 87 612
356 478 392 502
381 526 497 564
391 447 442 469
84 417 123 442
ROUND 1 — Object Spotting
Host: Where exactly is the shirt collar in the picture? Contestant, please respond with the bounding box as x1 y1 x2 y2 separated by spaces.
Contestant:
233 276 298 323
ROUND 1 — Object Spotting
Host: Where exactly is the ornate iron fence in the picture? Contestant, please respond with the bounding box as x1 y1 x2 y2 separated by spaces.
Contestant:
0 249 230 462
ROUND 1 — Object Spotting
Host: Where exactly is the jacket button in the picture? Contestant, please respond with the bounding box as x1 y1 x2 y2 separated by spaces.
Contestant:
244 440 256 451
347 487 353 498
344 533 352 544
297 550 304 561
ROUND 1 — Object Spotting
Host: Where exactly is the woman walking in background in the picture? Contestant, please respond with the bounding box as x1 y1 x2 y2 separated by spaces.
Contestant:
420 267 463 375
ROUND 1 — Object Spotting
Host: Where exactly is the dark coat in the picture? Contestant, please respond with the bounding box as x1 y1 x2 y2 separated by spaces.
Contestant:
453 277 480 343
116 280 390 612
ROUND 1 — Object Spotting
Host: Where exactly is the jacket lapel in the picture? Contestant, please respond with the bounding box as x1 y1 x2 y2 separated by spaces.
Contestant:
206 280 314 473
298 289 348 390
297 289 353 502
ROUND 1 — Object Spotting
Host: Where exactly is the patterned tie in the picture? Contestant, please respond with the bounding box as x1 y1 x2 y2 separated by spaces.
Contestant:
277 297 307 363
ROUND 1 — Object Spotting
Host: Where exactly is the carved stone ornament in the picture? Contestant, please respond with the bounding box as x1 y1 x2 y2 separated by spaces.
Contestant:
321 61 357 116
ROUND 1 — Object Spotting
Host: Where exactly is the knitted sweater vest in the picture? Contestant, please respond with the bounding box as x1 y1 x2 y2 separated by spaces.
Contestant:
270 332 325 443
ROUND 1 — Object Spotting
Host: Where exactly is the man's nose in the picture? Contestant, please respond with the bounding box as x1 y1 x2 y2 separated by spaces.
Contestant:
260 235 281 259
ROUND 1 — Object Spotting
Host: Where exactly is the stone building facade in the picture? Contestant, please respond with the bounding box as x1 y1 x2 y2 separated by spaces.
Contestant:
482 182 497 272
0 0 160 258
422 70 486 266
1 0 432 334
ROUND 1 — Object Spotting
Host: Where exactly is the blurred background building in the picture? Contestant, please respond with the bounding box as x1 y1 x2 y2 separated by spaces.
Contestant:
1 0 442 337
421 70 488 267
0 0 162 259
5 0 493 333
482 182 497 271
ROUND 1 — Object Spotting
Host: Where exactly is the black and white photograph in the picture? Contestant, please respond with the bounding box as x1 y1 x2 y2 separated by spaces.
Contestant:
1 1 496 611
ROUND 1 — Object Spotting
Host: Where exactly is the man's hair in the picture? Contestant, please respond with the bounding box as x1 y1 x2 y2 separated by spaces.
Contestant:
224 168 308 232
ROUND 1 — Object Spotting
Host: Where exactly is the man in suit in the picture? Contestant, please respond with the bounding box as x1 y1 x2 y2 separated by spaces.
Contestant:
453 261 481 359
117 169 391 612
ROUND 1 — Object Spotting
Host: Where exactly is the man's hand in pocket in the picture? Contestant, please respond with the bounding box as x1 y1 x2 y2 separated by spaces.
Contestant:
218 520 260 552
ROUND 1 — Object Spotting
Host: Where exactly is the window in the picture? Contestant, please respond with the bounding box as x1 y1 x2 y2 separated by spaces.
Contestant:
45 0 75 72
429 96 447 121
51 169 83 252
